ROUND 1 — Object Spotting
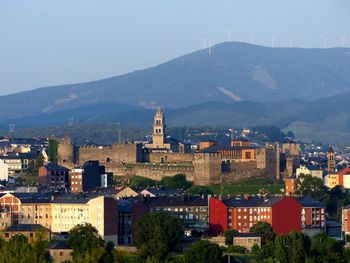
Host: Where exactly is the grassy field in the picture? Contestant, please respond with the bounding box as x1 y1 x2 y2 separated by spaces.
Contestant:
208 178 284 195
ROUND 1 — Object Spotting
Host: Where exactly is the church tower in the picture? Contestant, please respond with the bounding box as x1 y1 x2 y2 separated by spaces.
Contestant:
152 108 165 148
327 145 336 173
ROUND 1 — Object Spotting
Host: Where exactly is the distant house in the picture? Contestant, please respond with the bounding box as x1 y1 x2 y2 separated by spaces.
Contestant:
1 224 51 242
38 163 70 189
140 187 184 197
114 186 138 199
232 233 261 251
48 241 73 263
296 165 323 179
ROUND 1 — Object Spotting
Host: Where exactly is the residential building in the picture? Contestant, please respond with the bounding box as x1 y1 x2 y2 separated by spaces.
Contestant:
296 165 323 179
39 163 70 189
1 224 51 242
284 177 297 195
70 161 112 193
324 173 339 189
51 194 118 243
0 154 22 174
0 207 11 230
134 195 209 236
297 197 326 235
232 233 261 251
140 187 184 197
114 186 139 199
209 196 302 236
0 193 52 228
49 241 73 263
342 205 350 234
0 160 8 181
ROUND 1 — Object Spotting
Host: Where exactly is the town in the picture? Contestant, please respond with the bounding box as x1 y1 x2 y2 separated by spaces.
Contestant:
1 109 350 262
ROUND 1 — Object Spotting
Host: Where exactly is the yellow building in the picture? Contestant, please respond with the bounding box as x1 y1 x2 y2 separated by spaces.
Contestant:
51 194 118 243
20 198 52 229
324 174 339 189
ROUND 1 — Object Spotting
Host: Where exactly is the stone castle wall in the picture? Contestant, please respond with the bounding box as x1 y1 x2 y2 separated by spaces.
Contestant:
148 153 193 164
104 163 195 182
78 143 143 165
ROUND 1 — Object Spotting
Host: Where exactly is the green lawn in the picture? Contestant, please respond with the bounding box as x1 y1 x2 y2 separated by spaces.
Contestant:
208 178 284 195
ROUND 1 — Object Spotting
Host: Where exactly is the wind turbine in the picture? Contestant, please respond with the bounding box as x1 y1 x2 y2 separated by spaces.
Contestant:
250 33 254 44
225 30 232 42
323 37 328 48
341 35 345 48
289 37 294 48
201 38 207 49
208 40 212 55
271 36 276 48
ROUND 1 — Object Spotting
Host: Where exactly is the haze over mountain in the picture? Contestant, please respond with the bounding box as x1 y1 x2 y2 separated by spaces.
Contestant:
1 42 350 143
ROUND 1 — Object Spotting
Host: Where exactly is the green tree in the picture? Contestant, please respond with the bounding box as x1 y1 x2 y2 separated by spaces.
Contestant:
161 174 192 189
249 222 275 245
223 229 238 244
130 176 158 189
310 232 344 263
68 223 106 262
134 212 182 262
48 138 59 163
186 185 213 195
274 232 309 263
296 174 328 201
184 240 222 263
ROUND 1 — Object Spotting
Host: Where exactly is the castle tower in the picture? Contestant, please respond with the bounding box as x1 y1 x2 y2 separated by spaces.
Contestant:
327 146 336 173
152 108 165 148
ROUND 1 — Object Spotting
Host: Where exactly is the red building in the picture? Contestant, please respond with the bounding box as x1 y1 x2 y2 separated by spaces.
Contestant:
38 163 70 189
297 197 326 231
209 196 302 236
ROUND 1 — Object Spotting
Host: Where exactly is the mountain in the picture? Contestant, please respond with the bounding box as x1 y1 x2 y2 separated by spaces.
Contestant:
2 91 350 143
1 42 350 121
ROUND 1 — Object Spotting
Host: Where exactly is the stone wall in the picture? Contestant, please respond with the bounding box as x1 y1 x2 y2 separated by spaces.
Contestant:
148 153 193 164
193 153 222 186
78 143 143 165
57 137 74 169
105 163 195 182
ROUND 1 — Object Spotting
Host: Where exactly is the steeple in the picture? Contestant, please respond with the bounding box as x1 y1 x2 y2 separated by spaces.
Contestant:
152 108 165 148
327 145 336 173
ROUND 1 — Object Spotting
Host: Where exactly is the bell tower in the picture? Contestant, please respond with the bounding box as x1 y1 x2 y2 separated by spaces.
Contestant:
152 109 165 148
327 145 336 173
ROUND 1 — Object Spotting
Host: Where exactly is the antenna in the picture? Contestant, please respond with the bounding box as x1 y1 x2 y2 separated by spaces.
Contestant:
271 36 276 48
250 33 254 44
289 37 294 48
201 38 207 49
323 37 328 49
225 30 232 42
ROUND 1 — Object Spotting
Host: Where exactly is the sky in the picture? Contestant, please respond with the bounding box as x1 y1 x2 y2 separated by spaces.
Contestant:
0 0 349 95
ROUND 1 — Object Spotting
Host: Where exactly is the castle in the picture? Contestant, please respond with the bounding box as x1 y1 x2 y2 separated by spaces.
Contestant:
57 110 300 186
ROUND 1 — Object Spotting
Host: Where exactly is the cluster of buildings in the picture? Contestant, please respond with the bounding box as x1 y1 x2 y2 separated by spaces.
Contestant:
1 109 350 261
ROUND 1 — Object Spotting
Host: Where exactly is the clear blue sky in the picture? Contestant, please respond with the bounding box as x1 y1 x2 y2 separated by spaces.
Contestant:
0 0 349 95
